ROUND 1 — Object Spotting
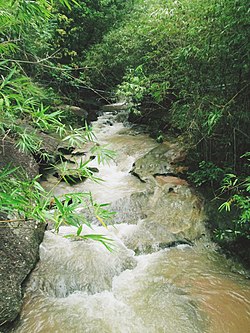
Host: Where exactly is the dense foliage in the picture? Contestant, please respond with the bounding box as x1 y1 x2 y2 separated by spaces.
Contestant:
0 165 114 249
0 0 116 246
79 0 250 243
50 0 133 64
19 0 134 97
81 0 249 165
0 0 249 248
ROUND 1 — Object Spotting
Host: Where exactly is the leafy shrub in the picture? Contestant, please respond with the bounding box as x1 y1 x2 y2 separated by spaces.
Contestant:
0 165 115 249
82 0 250 169
0 0 117 249
188 161 224 187
216 153 250 241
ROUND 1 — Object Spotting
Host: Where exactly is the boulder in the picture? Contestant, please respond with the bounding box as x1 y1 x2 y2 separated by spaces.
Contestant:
0 140 45 331
130 142 188 182
0 139 38 179
102 102 128 112
38 132 61 156
56 105 88 118
110 184 206 253
0 219 44 332
155 175 189 187
112 141 206 252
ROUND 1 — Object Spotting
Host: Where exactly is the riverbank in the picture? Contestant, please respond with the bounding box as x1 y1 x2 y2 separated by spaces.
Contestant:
0 141 44 332
0 114 85 331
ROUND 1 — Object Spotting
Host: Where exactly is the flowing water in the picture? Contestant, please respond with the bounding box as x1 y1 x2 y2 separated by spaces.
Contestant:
13 113 250 333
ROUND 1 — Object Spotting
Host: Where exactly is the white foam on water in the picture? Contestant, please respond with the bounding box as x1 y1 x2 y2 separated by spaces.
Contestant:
13 114 250 333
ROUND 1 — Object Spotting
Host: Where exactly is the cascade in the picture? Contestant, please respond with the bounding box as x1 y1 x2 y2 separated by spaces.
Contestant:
13 113 250 333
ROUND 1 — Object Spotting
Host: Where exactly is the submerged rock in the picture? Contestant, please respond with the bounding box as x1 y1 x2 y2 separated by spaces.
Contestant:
25 228 136 298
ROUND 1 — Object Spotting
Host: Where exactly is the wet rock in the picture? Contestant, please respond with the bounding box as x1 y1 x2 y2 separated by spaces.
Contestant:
0 140 45 331
110 183 206 252
53 172 85 184
53 161 99 184
0 218 45 331
71 142 96 156
133 239 193 255
57 146 75 155
0 139 39 179
59 155 76 164
144 185 206 241
38 132 60 156
130 143 187 182
102 102 128 112
155 175 189 187
56 105 88 118
25 228 136 298
110 191 150 224
107 138 206 252
35 132 62 167
71 149 87 157
105 120 113 126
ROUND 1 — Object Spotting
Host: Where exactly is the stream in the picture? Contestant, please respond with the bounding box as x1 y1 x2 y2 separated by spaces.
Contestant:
13 113 250 333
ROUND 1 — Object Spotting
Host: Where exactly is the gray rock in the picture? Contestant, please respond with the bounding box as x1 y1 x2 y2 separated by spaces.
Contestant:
110 185 206 253
111 142 206 252
56 105 88 118
38 132 61 157
0 218 45 331
102 102 128 112
0 140 38 179
0 141 45 331
130 142 187 181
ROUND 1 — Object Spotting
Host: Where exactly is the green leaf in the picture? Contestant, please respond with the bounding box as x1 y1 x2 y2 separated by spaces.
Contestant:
77 224 82 236
219 201 231 212
53 196 64 214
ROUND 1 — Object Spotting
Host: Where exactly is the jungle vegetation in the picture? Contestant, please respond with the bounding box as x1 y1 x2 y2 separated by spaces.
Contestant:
0 0 249 250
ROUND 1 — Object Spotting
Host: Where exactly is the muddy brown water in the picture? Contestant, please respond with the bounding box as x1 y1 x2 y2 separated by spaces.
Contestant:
13 113 250 333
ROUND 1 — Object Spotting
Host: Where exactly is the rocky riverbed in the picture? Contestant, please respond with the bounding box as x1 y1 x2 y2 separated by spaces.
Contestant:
7 112 250 333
